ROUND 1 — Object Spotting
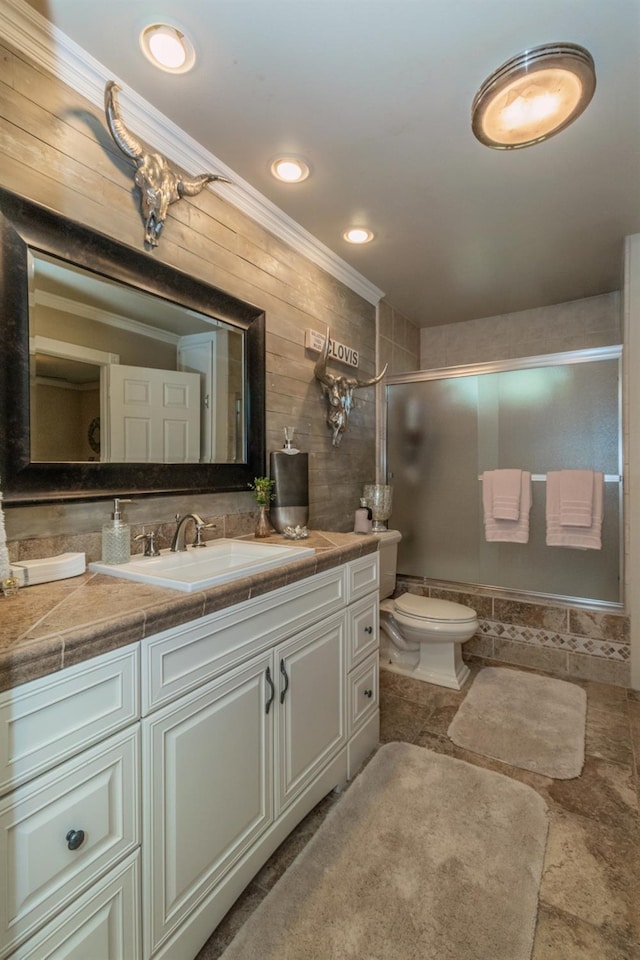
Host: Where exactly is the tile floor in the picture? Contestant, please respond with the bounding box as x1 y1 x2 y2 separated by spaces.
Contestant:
196 657 640 960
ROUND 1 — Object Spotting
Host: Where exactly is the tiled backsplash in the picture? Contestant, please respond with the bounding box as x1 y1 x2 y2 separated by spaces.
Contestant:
395 575 631 688
7 508 256 565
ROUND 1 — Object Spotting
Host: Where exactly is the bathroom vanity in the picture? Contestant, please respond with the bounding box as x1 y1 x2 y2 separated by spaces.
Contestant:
0 535 379 960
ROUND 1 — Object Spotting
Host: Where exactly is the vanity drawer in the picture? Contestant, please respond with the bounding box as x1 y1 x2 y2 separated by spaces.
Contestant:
0 726 140 958
346 553 379 603
0 644 139 797
348 652 379 737
142 566 346 713
9 851 141 960
346 594 379 670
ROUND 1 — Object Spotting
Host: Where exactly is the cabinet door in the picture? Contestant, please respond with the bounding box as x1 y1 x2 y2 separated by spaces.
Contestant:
9 852 140 960
346 594 379 670
143 653 273 956
0 727 139 959
276 612 346 813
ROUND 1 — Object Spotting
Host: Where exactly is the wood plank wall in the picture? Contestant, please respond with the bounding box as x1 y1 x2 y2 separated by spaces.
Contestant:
0 38 380 533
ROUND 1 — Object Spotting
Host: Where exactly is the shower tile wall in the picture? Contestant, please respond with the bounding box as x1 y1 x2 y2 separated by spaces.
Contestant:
395 576 631 688
378 300 420 374
420 292 621 369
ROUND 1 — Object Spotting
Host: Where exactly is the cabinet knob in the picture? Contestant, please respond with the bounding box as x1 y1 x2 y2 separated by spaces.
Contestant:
364 625 373 634
65 829 85 851
363 689 373 699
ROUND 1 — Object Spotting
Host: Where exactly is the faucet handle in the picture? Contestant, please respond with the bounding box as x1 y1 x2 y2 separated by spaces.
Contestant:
192 520 216 548
134 529 161 557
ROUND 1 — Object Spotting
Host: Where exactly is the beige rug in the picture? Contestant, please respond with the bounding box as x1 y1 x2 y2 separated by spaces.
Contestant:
220 742 548 960
448 666 587 779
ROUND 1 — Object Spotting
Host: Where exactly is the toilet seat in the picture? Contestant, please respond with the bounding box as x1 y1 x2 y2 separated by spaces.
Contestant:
394 594 477 624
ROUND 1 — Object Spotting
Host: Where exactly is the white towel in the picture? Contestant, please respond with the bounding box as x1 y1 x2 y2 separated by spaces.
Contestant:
546 471 604 550
559 469 595 527
482 471 532 543
486 468 523 520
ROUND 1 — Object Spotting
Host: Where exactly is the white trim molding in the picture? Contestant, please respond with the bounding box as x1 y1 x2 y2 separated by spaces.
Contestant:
0 0 385 307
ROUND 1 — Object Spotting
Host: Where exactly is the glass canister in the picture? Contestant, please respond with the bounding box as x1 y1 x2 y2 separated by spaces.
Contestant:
363 483 393 531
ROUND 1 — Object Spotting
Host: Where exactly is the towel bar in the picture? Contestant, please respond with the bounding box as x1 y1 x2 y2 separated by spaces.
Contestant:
478 473 621 482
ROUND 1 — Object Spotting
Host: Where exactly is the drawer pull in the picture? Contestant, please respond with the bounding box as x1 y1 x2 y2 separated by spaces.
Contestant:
364 625 373 634
65 829 85 851
363 689 373 699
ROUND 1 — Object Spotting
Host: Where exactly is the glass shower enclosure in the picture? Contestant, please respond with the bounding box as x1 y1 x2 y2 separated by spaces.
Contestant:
385 347 622 605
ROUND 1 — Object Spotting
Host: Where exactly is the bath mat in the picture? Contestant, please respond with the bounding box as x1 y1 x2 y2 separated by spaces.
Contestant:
448 666 586 779
220 742 548 960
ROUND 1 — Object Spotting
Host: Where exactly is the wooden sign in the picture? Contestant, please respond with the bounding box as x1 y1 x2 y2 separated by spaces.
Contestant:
305 329 359 368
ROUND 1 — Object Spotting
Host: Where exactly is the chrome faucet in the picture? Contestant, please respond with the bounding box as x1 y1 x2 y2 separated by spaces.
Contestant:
170 513 207 552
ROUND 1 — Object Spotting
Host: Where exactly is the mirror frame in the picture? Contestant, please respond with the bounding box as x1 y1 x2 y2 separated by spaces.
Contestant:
0 186 266 505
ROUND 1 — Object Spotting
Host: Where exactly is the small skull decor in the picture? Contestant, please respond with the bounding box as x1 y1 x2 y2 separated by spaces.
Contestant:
104 81 231 248
314 328 388 446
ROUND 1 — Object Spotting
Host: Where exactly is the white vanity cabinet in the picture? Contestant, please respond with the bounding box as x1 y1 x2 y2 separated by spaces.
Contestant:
1 549 379 960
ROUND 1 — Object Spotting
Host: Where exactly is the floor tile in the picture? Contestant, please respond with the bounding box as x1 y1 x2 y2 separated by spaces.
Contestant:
548 756 638 832
532 906 640 960
379 690 432 743
539 808 640 942
586 702 634 766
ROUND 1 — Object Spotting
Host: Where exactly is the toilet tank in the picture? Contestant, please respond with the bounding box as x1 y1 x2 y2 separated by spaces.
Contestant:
374 529 402 599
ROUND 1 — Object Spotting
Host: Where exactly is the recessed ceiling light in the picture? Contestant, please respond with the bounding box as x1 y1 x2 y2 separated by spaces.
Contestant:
139 23 196 73
270 157 310 183
472 42 596 149
343 227 374 244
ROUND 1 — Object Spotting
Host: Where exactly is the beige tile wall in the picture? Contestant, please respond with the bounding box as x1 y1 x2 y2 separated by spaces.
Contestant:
378 299 421 374
420 292 621 368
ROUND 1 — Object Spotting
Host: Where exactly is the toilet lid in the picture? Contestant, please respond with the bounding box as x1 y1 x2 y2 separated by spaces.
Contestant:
394 594 477 623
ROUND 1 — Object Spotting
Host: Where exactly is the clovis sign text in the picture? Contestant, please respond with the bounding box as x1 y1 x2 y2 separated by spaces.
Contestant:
305 329 359 369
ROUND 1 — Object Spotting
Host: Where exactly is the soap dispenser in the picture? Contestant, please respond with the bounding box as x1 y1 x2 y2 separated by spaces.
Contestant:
102 498 132 564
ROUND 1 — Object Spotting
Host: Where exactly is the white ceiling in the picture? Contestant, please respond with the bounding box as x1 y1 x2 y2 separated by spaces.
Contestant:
24 0 640 327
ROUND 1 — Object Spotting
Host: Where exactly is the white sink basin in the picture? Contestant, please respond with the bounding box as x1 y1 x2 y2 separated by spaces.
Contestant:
89 539 315 592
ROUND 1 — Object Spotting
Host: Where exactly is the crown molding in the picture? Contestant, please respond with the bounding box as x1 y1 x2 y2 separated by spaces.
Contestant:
1 0 385 307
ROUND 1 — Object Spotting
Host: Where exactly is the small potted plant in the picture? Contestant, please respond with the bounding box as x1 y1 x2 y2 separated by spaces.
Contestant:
250 476 275 538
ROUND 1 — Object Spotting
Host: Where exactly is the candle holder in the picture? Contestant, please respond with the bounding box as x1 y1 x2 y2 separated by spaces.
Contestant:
363 484 393 532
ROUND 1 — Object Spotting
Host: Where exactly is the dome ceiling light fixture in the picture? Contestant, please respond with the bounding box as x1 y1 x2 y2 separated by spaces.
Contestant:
472 42 596 149
270 157 310 183
139 23 196 73
343 227 374 244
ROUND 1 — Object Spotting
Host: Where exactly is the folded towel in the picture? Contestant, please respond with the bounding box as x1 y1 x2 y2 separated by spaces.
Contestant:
483 471 532 543
486 469 523 520
559 469 595 527
546 471 604 549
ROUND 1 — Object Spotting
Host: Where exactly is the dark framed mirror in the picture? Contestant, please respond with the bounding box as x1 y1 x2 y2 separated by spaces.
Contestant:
0 187 266 505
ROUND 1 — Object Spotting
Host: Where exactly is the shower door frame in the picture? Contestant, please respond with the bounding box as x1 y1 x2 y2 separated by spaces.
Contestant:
381 345 624 610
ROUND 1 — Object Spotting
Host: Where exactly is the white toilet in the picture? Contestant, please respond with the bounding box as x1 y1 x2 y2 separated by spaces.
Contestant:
376 530 478 690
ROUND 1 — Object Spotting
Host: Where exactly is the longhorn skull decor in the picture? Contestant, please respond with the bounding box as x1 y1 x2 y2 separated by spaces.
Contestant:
104 81 231 248
314 328 388 446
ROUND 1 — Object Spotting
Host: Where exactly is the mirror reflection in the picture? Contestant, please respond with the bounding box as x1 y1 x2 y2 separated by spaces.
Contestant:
28 251 245 465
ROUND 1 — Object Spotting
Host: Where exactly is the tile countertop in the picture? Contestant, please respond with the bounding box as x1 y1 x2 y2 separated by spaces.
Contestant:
0 531 379 693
